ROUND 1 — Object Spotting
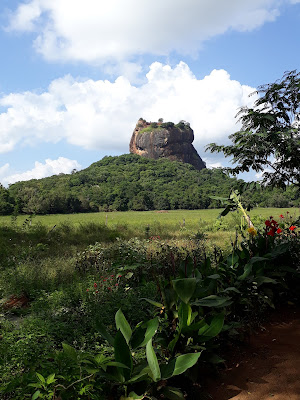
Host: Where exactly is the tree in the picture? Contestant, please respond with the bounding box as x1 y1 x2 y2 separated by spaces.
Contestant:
206 70 300 189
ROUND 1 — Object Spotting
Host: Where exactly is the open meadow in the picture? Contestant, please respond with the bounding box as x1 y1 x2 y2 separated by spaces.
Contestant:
0 207 299 399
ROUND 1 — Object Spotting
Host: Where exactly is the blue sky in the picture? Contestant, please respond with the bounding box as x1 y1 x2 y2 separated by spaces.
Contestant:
0 0 300 185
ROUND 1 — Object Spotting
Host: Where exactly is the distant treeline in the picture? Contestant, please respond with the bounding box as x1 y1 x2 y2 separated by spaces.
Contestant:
1 154 299 215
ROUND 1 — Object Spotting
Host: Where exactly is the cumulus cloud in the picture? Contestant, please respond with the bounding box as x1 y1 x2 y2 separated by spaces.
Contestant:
0 62 257 155
6 0 284 63
1 157 81 186
0 62 257 157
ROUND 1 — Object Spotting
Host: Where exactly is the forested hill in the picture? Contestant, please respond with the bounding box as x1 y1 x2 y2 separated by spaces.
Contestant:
4 154 299 215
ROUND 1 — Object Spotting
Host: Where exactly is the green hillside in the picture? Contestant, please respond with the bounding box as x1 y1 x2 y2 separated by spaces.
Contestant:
5 154 300 215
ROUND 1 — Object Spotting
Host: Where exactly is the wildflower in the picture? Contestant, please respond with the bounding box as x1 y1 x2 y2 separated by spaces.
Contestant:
289 226 296 231
94 282 97 288
115 283 119 286
265 220 272 227
248 227 257 236
267 229 275 237
276 228 282 234
108 287 112 291
86 289 89 292
111 275 114 277
279 214 284 219
95 290 99 294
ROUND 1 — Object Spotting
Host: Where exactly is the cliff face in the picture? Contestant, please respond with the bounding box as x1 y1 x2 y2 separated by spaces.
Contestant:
129 119 206 170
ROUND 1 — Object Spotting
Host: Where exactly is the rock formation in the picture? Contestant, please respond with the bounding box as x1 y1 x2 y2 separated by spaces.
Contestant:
129 119 206 170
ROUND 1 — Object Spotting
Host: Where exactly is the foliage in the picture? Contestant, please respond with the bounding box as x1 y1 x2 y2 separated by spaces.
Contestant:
8 155 248 214
1 210 300 399
207 70 300 189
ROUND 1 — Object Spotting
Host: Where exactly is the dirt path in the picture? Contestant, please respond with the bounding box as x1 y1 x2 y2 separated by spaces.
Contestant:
205 307 300 400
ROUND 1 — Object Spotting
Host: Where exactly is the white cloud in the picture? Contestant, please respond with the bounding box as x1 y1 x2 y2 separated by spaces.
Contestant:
1 157 81 186
0 62 257 157
7 0 283 63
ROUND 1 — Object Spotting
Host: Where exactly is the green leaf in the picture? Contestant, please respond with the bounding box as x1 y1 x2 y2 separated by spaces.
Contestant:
46 373 56 385
178 302 192 329
36 373 45 384
193 295 231 308
96 321 114 346
161 353 201 379
139 318 159 348
238 263 252 281
127 366 151 383
221 287 241 294
62 343 77 361
32 390 41 400
255 276 277 286
125 392 145 399
140 298 163 308
146 339 161 382
161 386 185 400
115 309 132 344
198 313 225 341
114 330 133 382
172 278 197 304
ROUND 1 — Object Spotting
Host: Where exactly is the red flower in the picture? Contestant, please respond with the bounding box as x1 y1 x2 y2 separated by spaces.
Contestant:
86 289 89 292
111 275 114 277
94 282 97 288
265 220 271 226
289 226 296 231
108 287 112 291
279 214 284 219
271 220 278 226
267 229 275 237
95 290 99 294
115 283 119 286
276 228 282 234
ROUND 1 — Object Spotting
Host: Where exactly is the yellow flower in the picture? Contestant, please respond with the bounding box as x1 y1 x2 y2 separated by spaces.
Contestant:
247 227 257 236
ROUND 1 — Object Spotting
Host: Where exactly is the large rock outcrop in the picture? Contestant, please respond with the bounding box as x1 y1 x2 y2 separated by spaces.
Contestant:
129 119 206 170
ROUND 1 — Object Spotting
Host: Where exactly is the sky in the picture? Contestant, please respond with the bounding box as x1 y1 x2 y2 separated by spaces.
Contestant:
0 0 300 186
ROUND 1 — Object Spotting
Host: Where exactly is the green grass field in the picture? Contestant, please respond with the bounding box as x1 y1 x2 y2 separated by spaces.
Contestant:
1 207 299 248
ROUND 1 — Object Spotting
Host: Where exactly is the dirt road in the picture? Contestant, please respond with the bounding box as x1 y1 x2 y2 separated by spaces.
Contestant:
206 307 300 400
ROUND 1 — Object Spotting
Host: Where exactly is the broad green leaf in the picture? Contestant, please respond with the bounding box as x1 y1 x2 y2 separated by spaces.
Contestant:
120 392 144 400
36 373 45 384
114 330 133 382
193 295 231 308
178 302 192 329
238 263 252 281
46 373 56 385
141 298 163 308
207 274 221 279
168 331 181 354
146 339 161 382
172 278 197 304
255 276 277 286
161 386 185 400
139 318 159 348
32 391 41 400
62 343 77 361
105 361 130 369
131 318 159 349
161 353 201 379
95 321 114 346
221 287 241 294
115 309 132 344
198 313 225 341
127 366 151 383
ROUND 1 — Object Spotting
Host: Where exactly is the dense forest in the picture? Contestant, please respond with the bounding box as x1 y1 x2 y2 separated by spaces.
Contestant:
1 154 299 215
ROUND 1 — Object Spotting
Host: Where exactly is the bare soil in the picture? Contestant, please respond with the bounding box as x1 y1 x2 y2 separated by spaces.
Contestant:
205 307 300 400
